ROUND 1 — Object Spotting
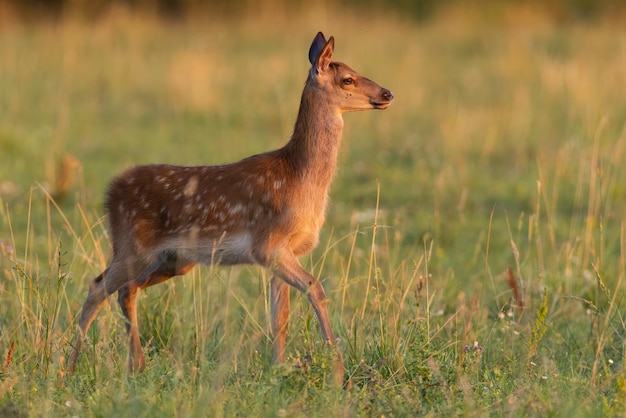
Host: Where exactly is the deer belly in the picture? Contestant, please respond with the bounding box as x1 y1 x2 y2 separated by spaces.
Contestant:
172 232 255 266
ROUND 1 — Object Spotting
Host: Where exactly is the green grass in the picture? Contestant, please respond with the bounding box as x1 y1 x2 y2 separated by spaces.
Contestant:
1 6 626 417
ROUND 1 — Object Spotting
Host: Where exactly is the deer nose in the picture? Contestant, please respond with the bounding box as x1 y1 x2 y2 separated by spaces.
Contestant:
382 89 394 102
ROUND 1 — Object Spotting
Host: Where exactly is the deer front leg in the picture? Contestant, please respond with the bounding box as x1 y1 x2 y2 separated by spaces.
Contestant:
270 276 290 363
271 249 344 385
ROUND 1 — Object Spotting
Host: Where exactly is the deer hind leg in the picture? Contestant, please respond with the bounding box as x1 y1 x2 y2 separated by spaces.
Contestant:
68 260 135 374
117 282 145 372
117 253 196 372
271 249 344 385
270 276 290 363
68 257 151 374
68 269 110 374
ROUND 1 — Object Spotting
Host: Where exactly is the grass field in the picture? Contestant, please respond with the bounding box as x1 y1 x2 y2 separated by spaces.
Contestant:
1 5 626 416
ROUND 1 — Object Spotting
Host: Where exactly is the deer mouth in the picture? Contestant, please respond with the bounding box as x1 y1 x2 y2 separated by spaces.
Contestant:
371 100 392 109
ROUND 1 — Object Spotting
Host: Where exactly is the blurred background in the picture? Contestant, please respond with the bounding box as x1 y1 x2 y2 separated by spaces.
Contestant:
1 0 626 22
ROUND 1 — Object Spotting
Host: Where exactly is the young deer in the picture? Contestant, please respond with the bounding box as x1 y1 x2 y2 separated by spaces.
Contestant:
68 32 393 383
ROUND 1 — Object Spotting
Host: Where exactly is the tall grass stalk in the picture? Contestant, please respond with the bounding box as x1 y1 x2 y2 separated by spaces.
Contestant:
360 182 381 321
591 221 625 385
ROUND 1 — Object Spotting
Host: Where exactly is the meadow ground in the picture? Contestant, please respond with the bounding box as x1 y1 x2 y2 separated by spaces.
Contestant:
0 5 625 416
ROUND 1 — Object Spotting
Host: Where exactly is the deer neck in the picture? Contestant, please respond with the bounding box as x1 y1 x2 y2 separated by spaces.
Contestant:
283 82 344 189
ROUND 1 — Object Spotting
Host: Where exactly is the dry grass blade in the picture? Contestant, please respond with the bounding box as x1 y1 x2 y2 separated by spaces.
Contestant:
3 341 15 374
506 267 524 312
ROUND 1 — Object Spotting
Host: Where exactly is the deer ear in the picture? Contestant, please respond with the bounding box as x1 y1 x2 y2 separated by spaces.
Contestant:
308 32 327 66
314 36 334 74
308 32 334 74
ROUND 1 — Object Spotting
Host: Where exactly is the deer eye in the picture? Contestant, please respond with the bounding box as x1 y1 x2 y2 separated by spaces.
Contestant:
342 77 354 86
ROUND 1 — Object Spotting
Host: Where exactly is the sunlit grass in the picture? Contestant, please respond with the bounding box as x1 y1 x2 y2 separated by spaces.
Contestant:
1 5 625 416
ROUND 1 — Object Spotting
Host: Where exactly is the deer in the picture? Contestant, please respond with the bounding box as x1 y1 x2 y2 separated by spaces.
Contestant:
67 31 393 384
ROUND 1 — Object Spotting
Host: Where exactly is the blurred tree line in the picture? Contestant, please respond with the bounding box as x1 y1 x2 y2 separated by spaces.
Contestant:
1 0 624 22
